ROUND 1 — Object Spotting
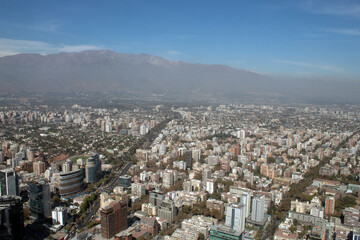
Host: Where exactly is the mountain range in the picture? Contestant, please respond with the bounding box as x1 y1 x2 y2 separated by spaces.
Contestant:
0 50 359 103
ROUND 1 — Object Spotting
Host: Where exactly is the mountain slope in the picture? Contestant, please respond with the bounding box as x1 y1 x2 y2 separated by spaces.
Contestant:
0 50 272 94
0 50 359 103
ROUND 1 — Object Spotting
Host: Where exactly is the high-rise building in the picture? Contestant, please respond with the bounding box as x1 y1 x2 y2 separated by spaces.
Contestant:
185 150 193 169
101 121 106 132
0 151 4 163
62 160 72 173
149 191 164 207
52 206 67 225
158 200 176 224
118 175 132 188
140 124 147 135
230 187 251 218
33 161 46 176
0 195 24 240
100 201 127 239
59 169 85 196
28 180 51 219
325 196 335 215
163 169 177 189
131 183 146 197
0 169 19 196
225 203 246 233
229 146 240 158
105 122 112 133
251 195 265 222
192 149 201 162
202 168 211 184
85 153 102 183
206 179 217 194
239 192 251 218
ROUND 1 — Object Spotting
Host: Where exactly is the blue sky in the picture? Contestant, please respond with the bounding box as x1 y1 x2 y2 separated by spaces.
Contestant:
0 0 359 79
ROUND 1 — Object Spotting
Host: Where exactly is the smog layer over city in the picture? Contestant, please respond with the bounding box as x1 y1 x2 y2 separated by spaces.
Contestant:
0 1 360 240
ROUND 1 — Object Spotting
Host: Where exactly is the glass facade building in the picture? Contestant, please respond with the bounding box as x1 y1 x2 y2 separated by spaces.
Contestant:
85 153 102 183
0 169 19 197
28 180 51 219
59 169 85 196
0 195 24 240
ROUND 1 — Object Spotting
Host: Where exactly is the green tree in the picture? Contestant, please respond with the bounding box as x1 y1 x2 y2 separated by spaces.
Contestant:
289 225 297 233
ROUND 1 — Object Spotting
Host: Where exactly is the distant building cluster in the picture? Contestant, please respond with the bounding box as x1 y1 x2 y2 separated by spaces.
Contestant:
1 100 360 240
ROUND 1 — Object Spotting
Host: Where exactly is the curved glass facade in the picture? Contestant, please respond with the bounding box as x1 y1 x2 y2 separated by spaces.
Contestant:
59 169 84 196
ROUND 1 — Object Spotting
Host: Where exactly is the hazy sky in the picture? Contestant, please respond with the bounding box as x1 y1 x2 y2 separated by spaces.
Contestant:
0 0 359 79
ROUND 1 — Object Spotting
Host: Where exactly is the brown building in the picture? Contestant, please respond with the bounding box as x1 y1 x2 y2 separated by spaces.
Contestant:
140 216 160 235
33 161 46 176
324 196 335 215
229 146 240 158
101 201 128 239
206 198 225 216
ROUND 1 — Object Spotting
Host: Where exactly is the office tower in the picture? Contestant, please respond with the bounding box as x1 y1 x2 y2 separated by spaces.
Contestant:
229 146 240 158
185 150 193 169
149 191 164 207
239 130 246 139
118 175 132 188
192 149 201 162
251 195 265 222
59 169 85 196
325 196 335 215
0 195 24 240
206 179 217 194
163 169 177 189
158 200 176 223
101 121 106 132
140 124 147 135
0 169 19 196
52 206 67 225
28 180 51 219
225 203 246 233
131 183 146 197
230 187 251 218
240 192 251 218
33 161 46 176
105 122 112 132
100 201 128 239
85 153 102 183
202 168 211 184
